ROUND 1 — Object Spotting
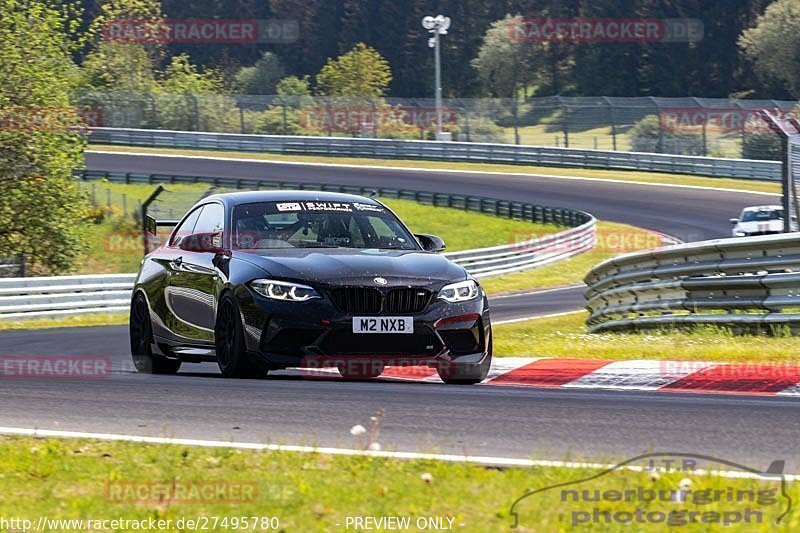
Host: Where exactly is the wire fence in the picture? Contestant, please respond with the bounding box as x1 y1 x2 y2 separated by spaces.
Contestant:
79 180 143 220
75 92 795 160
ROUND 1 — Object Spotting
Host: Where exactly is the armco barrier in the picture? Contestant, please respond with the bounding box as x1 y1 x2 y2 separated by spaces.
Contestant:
88 127 781 181
0 172 596 319
584 233 800 333
0 274 135 319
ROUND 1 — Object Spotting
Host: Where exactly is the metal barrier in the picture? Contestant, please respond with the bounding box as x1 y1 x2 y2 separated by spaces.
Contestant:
584 233 800 333
88 127 781 182
0 274 135 319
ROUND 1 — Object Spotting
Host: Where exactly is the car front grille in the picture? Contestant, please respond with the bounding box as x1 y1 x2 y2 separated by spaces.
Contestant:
329 288 383 314
385 288 432 314
329 287 433 315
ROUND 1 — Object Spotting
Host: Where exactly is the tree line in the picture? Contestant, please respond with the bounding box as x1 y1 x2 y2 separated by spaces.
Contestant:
71 0 797 99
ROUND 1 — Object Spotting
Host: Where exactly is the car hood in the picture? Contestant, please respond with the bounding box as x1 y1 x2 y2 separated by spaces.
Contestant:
234 248 468 286
736 220 783 233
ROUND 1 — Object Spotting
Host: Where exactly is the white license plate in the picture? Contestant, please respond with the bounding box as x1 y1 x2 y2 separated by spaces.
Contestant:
352 317 414 334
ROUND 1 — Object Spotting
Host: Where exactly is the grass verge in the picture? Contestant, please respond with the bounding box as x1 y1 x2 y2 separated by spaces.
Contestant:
0 436 793 531
89 144 781 195
0 314 127 331
494 311 800 363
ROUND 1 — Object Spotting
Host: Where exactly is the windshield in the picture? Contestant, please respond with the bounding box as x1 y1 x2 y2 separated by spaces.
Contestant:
232 200 419 250
741 209 782 222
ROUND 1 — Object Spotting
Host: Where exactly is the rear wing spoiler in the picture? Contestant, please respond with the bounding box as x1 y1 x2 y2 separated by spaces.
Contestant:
145 215 180 236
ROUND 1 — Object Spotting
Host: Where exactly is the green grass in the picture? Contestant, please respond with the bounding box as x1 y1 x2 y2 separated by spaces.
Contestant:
481 222 664 294
0 313 127 331
77 221 144 274
89 144 782 195
495 311 800 363
0 436 794 531
381 198 561 252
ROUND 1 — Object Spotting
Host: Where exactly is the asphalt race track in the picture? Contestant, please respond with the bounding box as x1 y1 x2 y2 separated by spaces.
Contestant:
2 152 795 468
2 326 800 468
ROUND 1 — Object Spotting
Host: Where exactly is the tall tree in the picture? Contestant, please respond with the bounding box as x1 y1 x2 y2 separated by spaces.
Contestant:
234 51 285 95
0 0 89 272
316 43 391 97
740 0 800 97
472 15 533 97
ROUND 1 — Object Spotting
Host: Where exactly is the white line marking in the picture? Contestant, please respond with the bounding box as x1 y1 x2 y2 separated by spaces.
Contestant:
87 149 779 197
0 426 795 479
493 310 584 325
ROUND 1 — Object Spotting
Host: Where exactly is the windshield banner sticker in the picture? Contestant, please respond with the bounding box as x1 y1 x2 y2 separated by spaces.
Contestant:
302 202 353 212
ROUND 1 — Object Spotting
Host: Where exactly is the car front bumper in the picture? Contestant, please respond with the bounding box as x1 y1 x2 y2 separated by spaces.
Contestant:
235 285 491 370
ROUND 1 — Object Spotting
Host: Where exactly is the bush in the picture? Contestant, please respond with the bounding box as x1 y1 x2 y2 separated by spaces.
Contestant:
629 115 706 155
742 131 784 161
250 107 301 135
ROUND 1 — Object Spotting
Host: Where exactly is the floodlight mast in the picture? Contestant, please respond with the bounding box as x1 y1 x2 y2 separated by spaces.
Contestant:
422 15 451 140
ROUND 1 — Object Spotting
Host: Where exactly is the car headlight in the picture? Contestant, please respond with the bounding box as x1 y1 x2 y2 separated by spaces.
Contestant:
250 279 320 302
438 280 480 303
735 231 747 237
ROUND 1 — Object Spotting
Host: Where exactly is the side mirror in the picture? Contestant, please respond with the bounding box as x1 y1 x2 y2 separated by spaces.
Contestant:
179 232 224 253
415 233 446 253
729 218 739 225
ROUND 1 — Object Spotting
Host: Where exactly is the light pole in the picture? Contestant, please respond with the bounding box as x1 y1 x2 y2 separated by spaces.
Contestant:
422 14 451 141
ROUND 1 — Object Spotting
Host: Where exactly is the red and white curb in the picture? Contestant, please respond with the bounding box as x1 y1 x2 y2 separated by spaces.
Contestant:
309 358 800 397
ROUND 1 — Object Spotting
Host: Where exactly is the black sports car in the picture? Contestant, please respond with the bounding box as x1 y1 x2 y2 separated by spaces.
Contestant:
130 190 492 384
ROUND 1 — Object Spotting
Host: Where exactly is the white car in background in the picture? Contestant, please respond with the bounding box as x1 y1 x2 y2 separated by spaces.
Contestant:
730 205 784 237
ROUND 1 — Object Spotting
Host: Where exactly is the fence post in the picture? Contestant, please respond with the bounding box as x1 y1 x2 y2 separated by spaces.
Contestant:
604 97 617 151
512 97 520 145
191 93 200 131
559 97 570 148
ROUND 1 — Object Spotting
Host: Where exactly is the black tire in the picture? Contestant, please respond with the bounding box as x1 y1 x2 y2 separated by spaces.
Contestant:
437 336 492 385
130 293 181 374
215 293 266 379
337 361 385 380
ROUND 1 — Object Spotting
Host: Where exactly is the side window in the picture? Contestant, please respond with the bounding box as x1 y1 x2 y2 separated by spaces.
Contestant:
169 207 202 247
369 216 397 238
193 203 225 234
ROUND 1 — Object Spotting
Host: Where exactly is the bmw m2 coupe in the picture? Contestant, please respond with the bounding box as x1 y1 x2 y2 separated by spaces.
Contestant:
130 191 492 384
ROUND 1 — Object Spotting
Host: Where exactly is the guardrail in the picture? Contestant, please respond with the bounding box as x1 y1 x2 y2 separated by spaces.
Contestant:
0 172 596 319
584 233 800 333
0 274 135 320
89 127 781 182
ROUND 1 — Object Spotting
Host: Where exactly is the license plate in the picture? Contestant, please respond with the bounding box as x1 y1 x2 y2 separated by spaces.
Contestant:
352 317 414 334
